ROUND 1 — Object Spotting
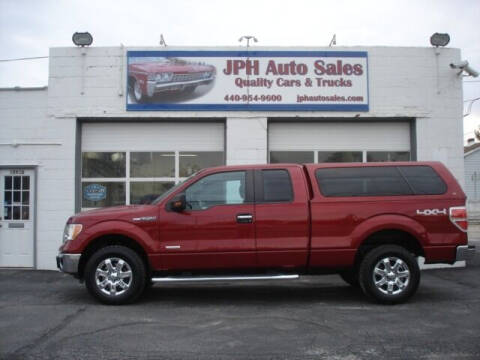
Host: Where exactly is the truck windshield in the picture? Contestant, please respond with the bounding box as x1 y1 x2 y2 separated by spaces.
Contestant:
151 172 200 205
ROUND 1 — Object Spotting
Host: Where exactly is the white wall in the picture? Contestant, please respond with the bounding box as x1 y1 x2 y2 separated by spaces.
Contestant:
464 149 480 217
0 88 76 269
226 118 267 165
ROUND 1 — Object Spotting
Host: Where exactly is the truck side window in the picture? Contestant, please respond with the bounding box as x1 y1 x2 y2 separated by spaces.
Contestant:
397 166 447 195
185 171 246 210
261 169 293 202
315 167 412 197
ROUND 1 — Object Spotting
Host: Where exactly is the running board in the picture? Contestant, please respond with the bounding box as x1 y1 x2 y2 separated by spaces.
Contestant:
151 274 299 283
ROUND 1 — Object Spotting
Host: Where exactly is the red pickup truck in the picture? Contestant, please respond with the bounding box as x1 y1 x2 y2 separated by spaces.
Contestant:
57 162 475 305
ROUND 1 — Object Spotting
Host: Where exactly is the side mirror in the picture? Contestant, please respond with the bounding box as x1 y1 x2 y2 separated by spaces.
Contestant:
169 193 186 212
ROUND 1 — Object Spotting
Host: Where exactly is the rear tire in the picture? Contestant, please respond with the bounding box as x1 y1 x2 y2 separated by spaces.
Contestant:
85 245 146 305
358 245 420 304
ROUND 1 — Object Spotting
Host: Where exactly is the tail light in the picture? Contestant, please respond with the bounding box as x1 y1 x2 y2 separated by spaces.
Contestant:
449 206 468 232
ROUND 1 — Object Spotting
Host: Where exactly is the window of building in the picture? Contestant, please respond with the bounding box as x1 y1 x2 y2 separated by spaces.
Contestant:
179 152 225 177
270 150 410 164
81 151 224 210
270 151 314 164
315 167 413 197
3 175 30 220
318 151 363 163
82 152 126 178
130 152 175 177
367 151 410 162
130 182 175 205
82 182 126 208
185 171 246 210
261 169 293 202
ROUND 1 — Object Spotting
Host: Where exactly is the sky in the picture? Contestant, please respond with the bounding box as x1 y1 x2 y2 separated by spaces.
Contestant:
0 0 479 143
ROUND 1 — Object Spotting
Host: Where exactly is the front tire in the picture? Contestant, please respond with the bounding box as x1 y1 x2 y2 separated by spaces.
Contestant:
85 245 146 305
132 79 147 103
358 245 420 304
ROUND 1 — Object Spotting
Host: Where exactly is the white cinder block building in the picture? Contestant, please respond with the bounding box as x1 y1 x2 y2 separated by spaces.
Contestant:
464 142 480 215
0 46 465 270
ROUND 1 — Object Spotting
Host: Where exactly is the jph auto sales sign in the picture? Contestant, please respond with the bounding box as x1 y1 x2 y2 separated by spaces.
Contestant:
126 50 369 111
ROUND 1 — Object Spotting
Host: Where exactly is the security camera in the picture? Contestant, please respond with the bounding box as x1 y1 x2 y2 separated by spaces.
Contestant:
450 60 479 77
449 60 468 69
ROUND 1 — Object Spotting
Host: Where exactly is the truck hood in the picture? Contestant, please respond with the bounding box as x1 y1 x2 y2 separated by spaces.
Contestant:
69 205 157 225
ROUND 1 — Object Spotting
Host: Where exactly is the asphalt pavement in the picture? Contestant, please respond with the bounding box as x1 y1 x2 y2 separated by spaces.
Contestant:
1 239 479 359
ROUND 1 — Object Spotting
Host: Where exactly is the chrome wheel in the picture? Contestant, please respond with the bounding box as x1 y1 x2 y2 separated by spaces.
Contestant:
133 81 143 102
373 257 410 295
95 257 133 296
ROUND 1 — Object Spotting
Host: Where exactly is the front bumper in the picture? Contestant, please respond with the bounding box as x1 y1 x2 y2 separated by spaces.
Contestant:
456 245 476 261
56 253 81 274
146 77 214 96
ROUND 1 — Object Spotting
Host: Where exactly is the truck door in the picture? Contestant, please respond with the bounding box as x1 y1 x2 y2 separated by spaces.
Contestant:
158 170 256 270
254 167 310 269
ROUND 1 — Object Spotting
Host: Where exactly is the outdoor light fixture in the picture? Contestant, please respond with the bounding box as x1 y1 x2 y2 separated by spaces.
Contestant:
430 33 450 47
72 32 93 47
239 35 258 47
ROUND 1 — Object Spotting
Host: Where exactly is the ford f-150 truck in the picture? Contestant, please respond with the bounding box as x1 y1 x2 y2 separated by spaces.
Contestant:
57 162 475 305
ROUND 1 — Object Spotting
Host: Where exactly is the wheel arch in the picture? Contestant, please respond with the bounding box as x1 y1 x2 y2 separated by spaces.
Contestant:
78 234 150 280
127 75 136 87
354 228 425 270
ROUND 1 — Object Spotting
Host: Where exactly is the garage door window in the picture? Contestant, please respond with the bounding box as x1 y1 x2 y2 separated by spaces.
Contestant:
81 151 224 210
82 152 126 178
130 152 175 177
367 151 410 162
318 151 363 163
270 151 314 164
130 182 175 205
270 150 410 163
179 152 224 177
82 182 126 208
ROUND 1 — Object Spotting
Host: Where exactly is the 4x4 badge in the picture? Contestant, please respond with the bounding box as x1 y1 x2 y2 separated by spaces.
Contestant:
416 209 447 216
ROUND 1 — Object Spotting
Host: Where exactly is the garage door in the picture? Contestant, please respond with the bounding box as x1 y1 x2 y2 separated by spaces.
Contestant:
269 121 411 163
81 122 224 210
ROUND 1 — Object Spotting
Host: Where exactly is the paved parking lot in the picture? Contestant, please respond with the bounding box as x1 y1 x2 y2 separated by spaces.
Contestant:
1 242 480 360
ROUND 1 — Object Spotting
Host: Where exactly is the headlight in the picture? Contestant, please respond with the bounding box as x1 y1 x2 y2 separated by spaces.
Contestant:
63 224 83 243
155 72 173 82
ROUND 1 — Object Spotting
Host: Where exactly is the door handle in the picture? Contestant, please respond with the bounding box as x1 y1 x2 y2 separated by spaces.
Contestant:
236 214 253 223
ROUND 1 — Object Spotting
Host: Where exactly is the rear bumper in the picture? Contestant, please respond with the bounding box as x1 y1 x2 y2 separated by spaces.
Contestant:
56 253 81 274
456 245 476 262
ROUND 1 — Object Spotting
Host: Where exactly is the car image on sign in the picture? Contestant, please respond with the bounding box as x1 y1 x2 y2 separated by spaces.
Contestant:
127 57 216 104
